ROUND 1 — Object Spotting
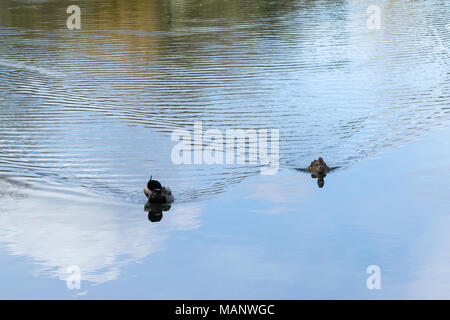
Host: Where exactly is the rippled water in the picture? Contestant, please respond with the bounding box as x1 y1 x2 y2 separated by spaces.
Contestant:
1 0 449 202
1 0 450 299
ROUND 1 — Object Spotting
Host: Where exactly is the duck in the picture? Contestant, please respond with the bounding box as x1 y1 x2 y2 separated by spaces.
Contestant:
144 177 174 203
307 157 331 173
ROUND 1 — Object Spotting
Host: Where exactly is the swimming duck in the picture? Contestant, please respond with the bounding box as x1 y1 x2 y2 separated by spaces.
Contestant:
144 177 174 203
307 157 331 173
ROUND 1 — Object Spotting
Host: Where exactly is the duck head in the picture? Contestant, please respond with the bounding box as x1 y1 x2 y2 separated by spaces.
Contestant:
147 176 162 191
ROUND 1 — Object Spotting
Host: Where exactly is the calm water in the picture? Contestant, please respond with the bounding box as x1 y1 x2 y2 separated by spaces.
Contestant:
0 0 450 298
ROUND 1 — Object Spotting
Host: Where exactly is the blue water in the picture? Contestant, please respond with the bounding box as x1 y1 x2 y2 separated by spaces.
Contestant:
0 0 449 298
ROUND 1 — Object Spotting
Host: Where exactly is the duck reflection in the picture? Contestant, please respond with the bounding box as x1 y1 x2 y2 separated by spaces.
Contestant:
311 172 326 188
144 202 172 223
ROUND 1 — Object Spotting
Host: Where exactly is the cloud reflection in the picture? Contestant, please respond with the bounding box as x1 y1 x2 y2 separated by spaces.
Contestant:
0 177 202 286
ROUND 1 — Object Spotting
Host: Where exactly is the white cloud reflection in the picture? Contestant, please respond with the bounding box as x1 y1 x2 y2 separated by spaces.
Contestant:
0 177 202 286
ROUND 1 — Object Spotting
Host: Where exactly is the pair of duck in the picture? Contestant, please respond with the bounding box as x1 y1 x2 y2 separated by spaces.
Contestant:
145 158 331 202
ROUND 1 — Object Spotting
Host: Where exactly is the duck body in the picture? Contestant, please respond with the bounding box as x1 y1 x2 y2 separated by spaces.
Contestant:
144 177 174 203
307 157 331 173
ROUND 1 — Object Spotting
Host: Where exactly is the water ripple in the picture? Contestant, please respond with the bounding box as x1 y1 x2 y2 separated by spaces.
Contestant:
0 0 449 202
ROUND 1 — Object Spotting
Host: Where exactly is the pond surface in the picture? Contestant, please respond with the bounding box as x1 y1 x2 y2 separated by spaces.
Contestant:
0 0 449 298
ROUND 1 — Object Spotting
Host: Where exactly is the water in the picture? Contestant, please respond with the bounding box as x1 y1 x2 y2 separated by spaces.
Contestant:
0 0 450 298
